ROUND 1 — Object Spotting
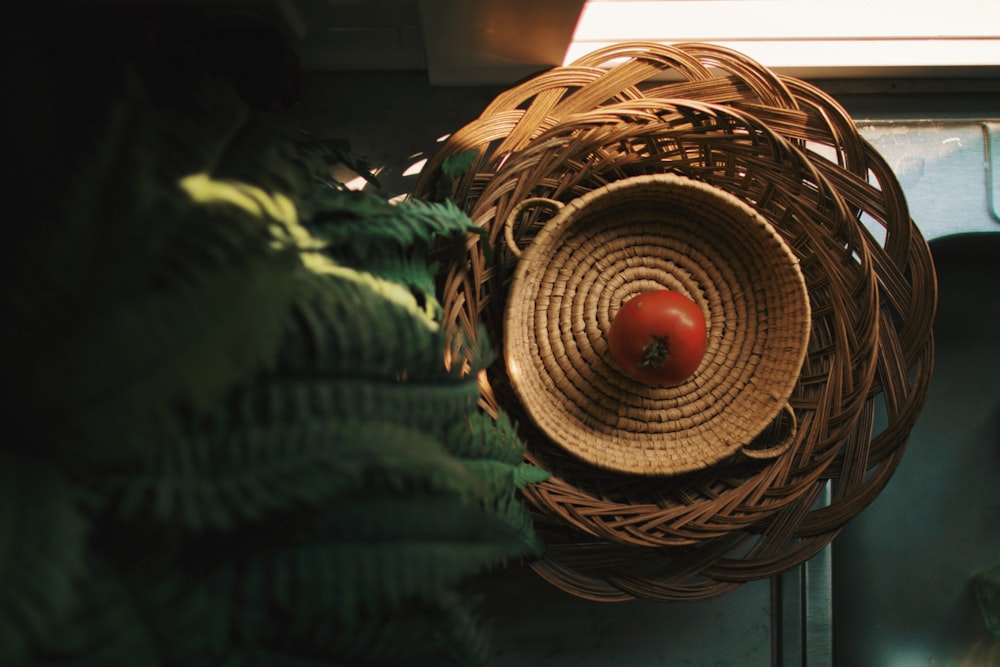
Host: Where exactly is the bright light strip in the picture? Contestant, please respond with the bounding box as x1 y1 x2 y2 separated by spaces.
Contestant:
566 0 1000 71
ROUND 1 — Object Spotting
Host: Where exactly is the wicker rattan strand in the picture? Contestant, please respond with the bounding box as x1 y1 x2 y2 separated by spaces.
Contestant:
504 174 811 476
412 42 936 601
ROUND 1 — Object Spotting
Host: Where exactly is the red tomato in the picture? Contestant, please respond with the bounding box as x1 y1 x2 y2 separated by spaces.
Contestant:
607 290 707 386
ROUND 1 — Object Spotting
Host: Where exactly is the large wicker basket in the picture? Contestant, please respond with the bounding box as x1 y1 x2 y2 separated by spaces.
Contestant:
412 42 936 601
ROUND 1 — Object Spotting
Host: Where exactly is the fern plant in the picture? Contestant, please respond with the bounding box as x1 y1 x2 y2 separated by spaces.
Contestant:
2 36 545 667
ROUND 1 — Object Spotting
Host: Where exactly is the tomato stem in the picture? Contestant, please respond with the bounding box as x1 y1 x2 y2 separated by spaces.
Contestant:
639 336 669 368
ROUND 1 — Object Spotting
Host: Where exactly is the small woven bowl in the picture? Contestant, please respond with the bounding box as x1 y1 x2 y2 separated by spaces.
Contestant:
414 42 936 601
503 173 810 476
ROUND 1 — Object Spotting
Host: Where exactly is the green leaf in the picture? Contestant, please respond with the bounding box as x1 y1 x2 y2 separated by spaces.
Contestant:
104 417 489 532
514 462 552 488
440 149 479 180
0 452 90 667
281 269 448 379
32 256 302 466
36 551 237 667
178 173 299 227
246 592 487 667
4 50 547 667
210 114 317 198
301 494 532 548
302 190 479 260
299 251 445 332
443 410 527 464
301 138 382 190
434 148 480 202
435 590 493 667
450 460 545 555
235 498 539 640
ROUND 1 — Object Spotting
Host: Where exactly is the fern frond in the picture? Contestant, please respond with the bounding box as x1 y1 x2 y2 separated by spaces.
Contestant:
435 590 493 667
34 257 301 465
35 570 164 667
8 48 545 667
237 649 334 667
325 246 443 318
441 409 550 494
210 114 317 198
443 410 526 464
280 270 448 379
475 484 545 558
105 418 493 532
16 73 258 320
361 379 484 443
237 503 537 631
256 374 482 435
331 592 490 667
299 251 443 332
293 191 482 327
433 148 481 202
37 552 236 667
0 453 90 667
302 190 480 258
247 592 487 667
513 461 552 488
302 495 527 546
295 137 382 190
178 173 299 230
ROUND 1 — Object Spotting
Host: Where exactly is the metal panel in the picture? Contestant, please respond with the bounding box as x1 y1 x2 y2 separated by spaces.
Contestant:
857 120 1000 239
832 232 1000 665
987 122 1000 222
773 485 834 667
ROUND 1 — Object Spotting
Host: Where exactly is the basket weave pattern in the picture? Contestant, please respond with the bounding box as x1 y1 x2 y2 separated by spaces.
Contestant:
413 43 936 601
504 174 811 476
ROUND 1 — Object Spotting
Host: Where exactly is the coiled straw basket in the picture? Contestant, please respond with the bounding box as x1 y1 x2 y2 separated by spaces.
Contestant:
504 173 810 477
412 42 937 602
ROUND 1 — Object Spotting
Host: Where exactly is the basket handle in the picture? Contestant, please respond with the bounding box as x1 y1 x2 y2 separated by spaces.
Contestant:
503 197 564 258
741 404 797 460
